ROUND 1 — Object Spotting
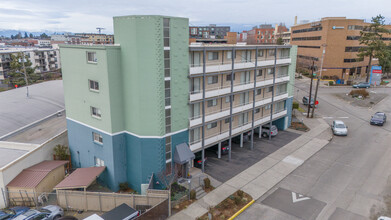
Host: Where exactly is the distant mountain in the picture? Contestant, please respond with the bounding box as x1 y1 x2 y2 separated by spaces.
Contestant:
0 29 65 38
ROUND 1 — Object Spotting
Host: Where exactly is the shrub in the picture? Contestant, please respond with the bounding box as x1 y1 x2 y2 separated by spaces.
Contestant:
233 196 242 205
349 89 369 98
203 178 211 189
190 189 196 200
53 144 70 160
119 182 129 191
237 190 244 198
292 102 299 110
328 81 334 86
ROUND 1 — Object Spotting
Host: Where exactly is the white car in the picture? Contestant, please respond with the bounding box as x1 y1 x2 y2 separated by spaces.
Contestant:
331 120 348 136
378 217 391 220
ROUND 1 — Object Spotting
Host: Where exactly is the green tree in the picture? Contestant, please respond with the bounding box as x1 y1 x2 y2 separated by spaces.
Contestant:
40 33 49 39
24 32 28 38
358 14 390 82
376 43 391 77
29 33 34 38
3 53 39 87
276 37 283 45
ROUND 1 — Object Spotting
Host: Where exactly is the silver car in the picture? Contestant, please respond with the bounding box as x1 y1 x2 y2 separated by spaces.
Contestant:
331 120 348 136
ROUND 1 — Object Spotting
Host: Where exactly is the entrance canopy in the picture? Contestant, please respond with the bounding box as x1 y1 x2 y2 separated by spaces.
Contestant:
54 166 105 190
174 143 195 164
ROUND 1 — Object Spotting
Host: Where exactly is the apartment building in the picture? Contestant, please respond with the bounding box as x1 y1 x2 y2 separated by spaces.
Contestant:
275 24 291 44
247 24 276 44
0 48 61 81
190 24 230 39
60 15 297 193
291 17 391 79
75 33 114 44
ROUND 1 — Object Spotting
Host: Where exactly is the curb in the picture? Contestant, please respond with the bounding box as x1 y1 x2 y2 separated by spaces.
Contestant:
228 200 255 220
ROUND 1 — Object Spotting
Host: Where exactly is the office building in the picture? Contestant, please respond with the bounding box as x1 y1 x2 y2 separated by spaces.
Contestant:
189 24 230 39
247 24 276 44
60 15 297 192
291 17 391 79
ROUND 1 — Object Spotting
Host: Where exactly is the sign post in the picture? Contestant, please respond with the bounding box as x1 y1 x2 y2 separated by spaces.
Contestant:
370 66 382 86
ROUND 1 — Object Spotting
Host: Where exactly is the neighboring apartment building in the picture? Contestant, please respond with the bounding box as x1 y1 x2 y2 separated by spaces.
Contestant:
60 15 297 193
275 24 291 44
51 34 89 45
0 48 61 81
237 31 247 42
74 33 114 44
247 24 276 44
190 24 230 39
291 17 391 79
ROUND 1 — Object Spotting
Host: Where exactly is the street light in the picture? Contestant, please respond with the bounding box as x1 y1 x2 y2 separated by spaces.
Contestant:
311 44 326 118
18 52 29 98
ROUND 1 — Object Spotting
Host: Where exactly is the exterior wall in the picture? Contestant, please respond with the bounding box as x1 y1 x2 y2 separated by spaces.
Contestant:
0 131 67 208
35 166 65 195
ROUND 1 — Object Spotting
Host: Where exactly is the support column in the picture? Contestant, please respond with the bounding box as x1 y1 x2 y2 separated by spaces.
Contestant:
240 133 243 148
269 47 277 140
218 142 221 159
259 126 262 138
201 48 206 172
228 47 235 162
251 47 258 150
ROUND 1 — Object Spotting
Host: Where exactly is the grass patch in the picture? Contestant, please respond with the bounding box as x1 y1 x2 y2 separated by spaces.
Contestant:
349 89 369 98
297 107 306 113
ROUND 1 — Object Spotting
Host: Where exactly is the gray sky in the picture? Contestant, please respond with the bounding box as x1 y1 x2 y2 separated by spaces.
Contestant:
1 0 391 33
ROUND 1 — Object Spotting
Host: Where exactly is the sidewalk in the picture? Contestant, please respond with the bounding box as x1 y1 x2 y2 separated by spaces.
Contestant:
169 117 332 220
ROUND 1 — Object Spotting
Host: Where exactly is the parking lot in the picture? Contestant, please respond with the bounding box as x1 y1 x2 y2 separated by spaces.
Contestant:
203 130 300 182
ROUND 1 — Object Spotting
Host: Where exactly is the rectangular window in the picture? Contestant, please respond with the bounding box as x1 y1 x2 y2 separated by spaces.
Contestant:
257 88 262 95
208 52 219 60
226 51 232 59
207 122 217 129
91 106 101 118
257 50 264 57
87 52 97 63
89 80 99 91
240 71 251 84
268 68 275 75
267 87 273 93
225 95 234 103
268 49 275 56
93 132 103 144
240 92 249 105
95 157 104 167
163 18 170 47
207 99 217 107
265 104 271 110
257 69 263 77
238 112 249 126
255 108 260 113
207 75 218 84
192 78 201 93
225 118 231 124
226 73 235 81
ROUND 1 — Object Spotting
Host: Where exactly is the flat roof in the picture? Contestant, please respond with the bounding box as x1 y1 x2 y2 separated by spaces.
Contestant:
0 148 28 168
0 80 65 139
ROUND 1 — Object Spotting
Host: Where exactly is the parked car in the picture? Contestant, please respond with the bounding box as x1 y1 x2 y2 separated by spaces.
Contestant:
378 216 391 220
370 112 387 126
331 120 348 136
0 207 29 220
38 205 64 220
232 131 251 144
194 151 207 168
12 210 42 220
302 96 317 107
352 82 370 88
260 124 278 138
206 141 230 155
57 217 78 220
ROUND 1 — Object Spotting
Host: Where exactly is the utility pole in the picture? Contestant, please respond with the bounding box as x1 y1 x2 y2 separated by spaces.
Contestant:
307 60 314 118
20 52 29 98
311 45 326 118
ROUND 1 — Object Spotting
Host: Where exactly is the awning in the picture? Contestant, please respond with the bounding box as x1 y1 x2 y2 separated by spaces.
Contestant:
174 143 195 164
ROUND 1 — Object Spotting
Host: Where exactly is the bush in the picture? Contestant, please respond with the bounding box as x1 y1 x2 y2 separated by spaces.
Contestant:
237 190 244 198
203 178 211 189
119 182 129 191
190 189 196 200
233 196 242 205
328 81 334 86
292 102 299 110
349 89 369 98
53 144 70 160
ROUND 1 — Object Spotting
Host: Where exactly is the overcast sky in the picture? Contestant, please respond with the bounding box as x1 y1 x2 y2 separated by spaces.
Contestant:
1 0 391 33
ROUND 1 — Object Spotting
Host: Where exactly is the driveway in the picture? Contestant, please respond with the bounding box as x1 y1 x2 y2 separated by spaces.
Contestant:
203 131 300 182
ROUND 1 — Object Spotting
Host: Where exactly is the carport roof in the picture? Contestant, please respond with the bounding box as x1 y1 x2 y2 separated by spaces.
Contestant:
54 166 106 190
7 160 69 188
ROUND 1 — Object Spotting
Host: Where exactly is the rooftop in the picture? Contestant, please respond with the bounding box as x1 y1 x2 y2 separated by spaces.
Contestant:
54 166 106 190
0 80 65 139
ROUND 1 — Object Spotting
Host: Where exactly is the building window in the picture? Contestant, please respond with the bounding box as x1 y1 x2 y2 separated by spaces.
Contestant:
89 80 99 91
163 18 170 47
208 52 219 60
226 73 235 81
257 88 262 95
292 36 321 41
91 106 101 118
92 132 103 144
240 71 251 84
225 95 234 103
267 87 273 93
226 51 232 59
165 136 172 161
208 76 218 84
255 108 260 113
268 68 275 75
225 118 232 124
95 157 105 167
87 52 97 63
207 122 217 129
268 49 275 56
265 104 271 110
257 69 263 76
207 99 217 107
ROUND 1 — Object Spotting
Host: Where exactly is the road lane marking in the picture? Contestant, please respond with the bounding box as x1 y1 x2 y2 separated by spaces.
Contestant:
291 192 311 203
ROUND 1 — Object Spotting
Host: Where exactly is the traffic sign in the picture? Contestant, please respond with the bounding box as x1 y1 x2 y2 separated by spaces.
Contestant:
315 100 319 105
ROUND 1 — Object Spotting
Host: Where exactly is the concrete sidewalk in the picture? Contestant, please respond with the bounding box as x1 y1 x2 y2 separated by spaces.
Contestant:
169 117 332 220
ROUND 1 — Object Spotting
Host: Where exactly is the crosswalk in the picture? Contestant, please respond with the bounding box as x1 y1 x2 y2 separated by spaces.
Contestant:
322 116 349 119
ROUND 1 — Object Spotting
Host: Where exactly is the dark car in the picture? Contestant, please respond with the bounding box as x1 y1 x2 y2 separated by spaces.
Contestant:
352 82 370 88
206 141 230 155
0 206 29 220
194 151 207 168
302 96 317 107
370 112 387 126
232 131 251 144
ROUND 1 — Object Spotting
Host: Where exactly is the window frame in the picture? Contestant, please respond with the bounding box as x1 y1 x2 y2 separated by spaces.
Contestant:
86 51 97 63
91 106 101 118
88 80 99 92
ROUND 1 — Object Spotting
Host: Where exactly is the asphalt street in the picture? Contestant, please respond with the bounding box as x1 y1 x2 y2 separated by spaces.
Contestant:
238 78 391 219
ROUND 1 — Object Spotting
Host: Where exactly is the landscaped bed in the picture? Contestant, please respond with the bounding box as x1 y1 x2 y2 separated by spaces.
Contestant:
197 190 253 220
290 122 310 131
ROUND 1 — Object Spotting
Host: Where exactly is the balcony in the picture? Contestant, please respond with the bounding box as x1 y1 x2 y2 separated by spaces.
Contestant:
189 109 288 152
189 56 291 75
189 92 288 127
189 75 290 102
